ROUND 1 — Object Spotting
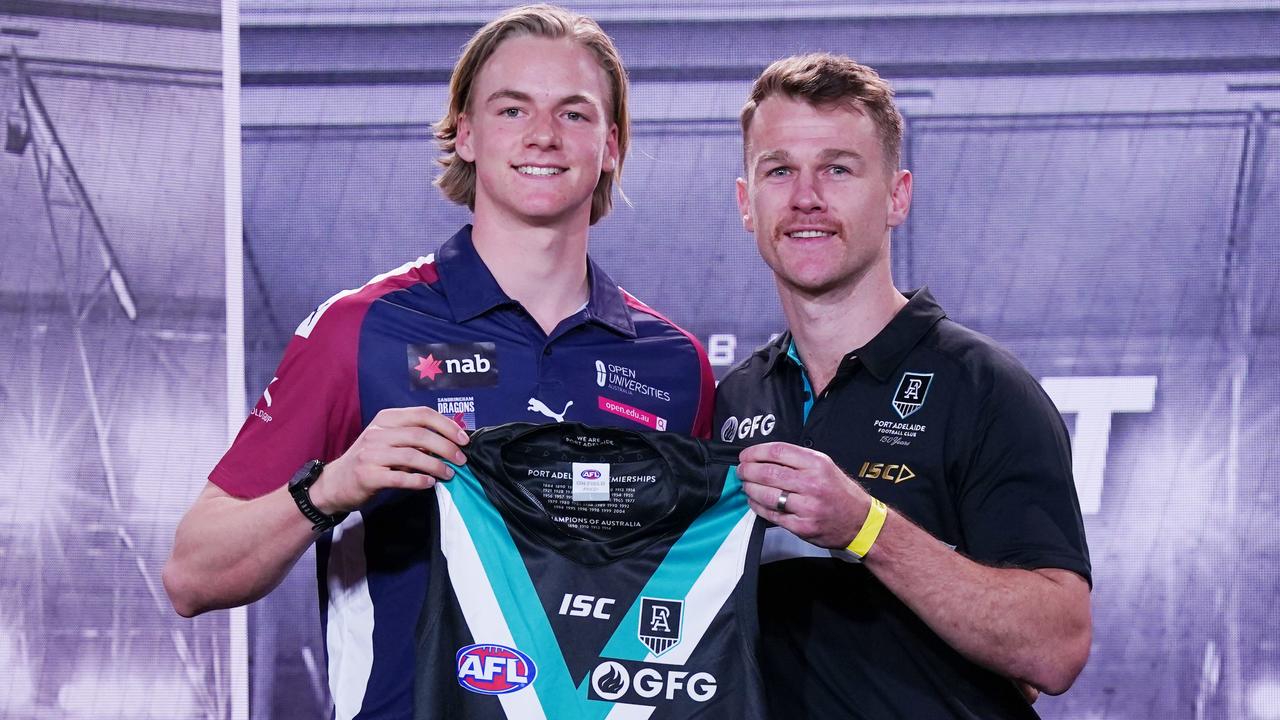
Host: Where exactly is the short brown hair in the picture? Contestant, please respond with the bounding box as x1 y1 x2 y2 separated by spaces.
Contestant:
740 53 903 172
434 4 630 225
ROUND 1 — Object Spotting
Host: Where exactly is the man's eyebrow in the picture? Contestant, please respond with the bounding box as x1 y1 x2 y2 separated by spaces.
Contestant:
484 89 533 104
754 149 792 168
558 93 600 108
819 148 864 164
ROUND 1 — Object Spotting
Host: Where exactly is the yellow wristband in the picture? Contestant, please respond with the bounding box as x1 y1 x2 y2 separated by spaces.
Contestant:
846 498 888 558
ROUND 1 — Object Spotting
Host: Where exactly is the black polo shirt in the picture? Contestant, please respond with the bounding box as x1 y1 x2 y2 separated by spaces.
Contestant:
714 288 1090 720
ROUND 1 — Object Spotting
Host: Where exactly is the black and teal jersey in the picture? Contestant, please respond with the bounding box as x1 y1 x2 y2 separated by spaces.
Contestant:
413 422 765 720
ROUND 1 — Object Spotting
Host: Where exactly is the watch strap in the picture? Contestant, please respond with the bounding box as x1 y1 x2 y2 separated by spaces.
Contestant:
289 460 349 532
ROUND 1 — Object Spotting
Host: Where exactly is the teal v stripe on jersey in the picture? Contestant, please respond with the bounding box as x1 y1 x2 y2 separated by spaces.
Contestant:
599 466 748 661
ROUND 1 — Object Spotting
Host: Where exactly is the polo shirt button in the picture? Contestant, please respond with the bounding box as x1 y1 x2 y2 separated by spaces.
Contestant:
802 438 814 448
543 346 552 355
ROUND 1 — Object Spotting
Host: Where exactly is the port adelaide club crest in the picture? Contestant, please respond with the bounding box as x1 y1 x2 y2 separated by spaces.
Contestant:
892 372 933 419
638 597 683 656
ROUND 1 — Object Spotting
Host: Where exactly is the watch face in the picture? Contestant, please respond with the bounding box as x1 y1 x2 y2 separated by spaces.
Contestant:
290 460 324 489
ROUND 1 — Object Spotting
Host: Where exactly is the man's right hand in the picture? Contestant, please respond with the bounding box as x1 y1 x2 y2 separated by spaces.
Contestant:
309 406 470 515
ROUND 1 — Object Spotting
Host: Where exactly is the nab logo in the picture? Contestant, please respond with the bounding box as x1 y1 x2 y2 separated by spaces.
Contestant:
858 461 916 484
456 644 536 695
720 414 775 443
407 342 499 390
558 593 615 620
893 372 933 419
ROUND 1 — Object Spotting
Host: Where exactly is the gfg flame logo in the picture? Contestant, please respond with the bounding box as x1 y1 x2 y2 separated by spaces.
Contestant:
592 662 630 701
588 660 717 704
456 644 536 695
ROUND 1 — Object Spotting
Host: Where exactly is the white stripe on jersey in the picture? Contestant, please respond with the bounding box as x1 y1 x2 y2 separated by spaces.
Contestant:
295 254 434 339
436 483 549 720
648 508 756 665
761 525 863 565
326 512 377 720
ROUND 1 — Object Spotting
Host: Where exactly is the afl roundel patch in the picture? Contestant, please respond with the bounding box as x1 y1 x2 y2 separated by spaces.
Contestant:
456 643 537 695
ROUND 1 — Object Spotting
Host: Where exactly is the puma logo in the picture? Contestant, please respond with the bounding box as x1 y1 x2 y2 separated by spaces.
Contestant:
527 397 573 423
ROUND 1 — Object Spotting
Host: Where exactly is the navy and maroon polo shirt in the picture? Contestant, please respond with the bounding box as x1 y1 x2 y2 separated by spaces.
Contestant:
211 225 714 719
714 288 1090 720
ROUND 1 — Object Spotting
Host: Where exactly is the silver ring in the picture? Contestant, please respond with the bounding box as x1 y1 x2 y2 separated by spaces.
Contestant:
774 490 790 513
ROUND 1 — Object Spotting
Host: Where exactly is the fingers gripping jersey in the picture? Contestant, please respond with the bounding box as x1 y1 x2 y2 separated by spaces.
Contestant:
415 423 765 719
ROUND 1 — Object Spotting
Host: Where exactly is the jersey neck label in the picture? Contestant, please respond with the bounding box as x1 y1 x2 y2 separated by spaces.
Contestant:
572 462 611 502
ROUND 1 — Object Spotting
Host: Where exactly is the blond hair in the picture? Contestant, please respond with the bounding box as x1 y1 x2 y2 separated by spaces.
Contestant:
434 4 630 225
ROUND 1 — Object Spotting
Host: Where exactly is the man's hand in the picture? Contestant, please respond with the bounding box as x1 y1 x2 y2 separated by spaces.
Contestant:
736 441 870 548
309 406 470 515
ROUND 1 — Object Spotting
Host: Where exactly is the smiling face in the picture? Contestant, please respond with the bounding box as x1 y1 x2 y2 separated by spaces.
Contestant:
455 35 619 231
737 96 911 297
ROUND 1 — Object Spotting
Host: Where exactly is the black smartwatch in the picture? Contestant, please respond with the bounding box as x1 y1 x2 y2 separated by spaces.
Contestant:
288 459 349 532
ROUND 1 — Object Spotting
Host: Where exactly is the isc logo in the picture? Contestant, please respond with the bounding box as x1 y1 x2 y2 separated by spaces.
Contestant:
857 462 916 484
456 644 537 695
558 593 615 619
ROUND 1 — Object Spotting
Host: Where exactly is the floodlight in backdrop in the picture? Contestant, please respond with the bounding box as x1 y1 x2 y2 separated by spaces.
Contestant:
10 46 136 321
4 48 29 154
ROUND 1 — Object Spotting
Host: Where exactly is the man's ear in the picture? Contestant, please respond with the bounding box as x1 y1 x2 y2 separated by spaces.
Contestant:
456 113 476 163
887 169 912 228
736 177 754 233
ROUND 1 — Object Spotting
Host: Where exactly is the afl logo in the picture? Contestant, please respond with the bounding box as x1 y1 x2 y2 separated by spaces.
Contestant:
456 643 537 695
595 360 608 387
581 469 603 480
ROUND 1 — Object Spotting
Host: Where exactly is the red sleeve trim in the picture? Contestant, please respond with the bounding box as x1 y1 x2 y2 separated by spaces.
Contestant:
620 290 716 439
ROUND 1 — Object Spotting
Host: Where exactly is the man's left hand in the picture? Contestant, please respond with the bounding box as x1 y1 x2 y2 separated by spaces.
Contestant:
737 441 871 549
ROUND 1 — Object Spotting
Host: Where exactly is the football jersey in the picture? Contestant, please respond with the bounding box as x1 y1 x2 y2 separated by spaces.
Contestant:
414 422 765 720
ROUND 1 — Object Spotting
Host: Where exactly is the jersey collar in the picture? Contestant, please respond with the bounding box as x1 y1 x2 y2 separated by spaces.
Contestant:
765 287 947 382
435 225 636 337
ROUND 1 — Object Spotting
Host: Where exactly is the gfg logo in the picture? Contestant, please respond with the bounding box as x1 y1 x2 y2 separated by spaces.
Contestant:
589 661 717 704
720 414 775 443
456 644 536 695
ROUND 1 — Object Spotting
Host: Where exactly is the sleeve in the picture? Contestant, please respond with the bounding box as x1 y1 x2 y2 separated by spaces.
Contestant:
208 297 368 499
953 355 1092 586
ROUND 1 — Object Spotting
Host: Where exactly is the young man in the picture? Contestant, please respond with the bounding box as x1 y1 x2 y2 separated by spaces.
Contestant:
163 6 714 718
715 53 1092 718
